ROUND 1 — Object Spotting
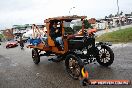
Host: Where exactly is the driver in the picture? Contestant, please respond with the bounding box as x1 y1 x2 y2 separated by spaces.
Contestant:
50 22 64 50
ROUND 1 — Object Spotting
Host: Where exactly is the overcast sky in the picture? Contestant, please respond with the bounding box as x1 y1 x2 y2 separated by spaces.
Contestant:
0 0 132 29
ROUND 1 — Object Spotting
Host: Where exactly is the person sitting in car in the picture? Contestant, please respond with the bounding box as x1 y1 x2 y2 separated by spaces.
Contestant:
50 22 63 49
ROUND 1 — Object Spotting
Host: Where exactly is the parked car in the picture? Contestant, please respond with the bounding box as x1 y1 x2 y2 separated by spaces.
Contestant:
6 41 18 48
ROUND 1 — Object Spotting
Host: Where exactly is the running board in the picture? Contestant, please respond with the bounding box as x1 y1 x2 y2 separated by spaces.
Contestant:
39 53 55 57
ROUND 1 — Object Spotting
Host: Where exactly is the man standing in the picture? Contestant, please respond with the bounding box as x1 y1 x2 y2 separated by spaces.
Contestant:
19 35 24 49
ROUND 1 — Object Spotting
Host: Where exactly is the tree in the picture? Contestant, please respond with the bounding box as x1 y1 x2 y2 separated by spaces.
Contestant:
108 14 113 18
115 14 118 17
105 16 108 19
64 27 73 34
84 19 93 29
73 19 93 33
0 34 3 39
73 26 82 33
120 11 123 15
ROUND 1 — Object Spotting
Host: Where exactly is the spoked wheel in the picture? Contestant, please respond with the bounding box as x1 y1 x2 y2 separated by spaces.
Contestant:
65 54 83 80
32 48 40 64
96 46 114 67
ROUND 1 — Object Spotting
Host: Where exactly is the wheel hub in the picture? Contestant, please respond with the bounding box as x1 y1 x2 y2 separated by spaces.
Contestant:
99 49 111 63
69 58 80 76
102 53 106 58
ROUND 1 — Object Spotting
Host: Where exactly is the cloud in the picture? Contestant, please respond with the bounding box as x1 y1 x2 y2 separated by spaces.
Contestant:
0 0 131 29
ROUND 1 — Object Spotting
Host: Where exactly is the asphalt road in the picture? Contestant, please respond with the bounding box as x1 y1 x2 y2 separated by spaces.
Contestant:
0 42 132 88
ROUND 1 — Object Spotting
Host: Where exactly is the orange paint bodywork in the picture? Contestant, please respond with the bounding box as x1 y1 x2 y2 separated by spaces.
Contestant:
27 15 87 54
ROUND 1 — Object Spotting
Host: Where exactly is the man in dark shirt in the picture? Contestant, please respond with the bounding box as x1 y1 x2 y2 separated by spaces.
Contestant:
50 22 63 49
19 35 24 49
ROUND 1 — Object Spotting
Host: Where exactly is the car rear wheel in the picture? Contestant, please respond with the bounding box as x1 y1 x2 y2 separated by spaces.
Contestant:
32 48 40 64
6 46 9 48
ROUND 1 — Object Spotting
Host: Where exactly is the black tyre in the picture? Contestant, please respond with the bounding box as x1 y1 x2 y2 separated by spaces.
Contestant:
6 45 12 48
24 40 27 43
65 54 84 80
96 46 114 67
6 46 9 48
32 48 40 64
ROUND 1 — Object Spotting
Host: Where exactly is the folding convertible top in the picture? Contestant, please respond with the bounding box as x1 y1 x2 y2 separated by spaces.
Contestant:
44 15 87 23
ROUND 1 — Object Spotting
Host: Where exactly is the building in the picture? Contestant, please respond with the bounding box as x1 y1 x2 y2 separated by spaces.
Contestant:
88 18 96 24
2 29 14 40
88 18 96 28
125 14 132 24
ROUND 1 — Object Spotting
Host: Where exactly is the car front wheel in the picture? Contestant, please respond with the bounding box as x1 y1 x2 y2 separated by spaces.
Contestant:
96 46 114 67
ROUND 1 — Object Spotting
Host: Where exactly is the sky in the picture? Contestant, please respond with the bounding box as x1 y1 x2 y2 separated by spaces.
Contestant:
0 0 132 29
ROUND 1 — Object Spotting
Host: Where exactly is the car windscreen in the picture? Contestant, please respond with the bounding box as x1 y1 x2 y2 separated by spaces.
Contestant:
63 19 82 35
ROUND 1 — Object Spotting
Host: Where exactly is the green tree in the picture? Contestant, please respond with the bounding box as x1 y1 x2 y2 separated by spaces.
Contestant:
120 11 123 15
73 26 82 33
105 16 108 19
0 34 3 38
72 20 92 33
108 14 113 18
84 19 93 29
64 27 73 34
115 14 118 17
0 34 4 41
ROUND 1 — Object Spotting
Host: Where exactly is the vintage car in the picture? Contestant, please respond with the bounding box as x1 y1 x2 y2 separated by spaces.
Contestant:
27 15 114 79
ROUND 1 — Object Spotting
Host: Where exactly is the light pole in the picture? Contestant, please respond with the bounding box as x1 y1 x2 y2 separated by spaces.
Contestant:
117 0 121 29
69 7 75 15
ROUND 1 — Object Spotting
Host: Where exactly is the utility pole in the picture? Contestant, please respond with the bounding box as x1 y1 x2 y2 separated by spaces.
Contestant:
117 0 121 29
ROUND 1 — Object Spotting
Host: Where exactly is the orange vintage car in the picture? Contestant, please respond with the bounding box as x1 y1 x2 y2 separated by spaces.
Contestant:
27 15 114 79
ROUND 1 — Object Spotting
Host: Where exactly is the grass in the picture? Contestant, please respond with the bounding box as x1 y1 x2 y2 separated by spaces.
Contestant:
96 27 132 43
